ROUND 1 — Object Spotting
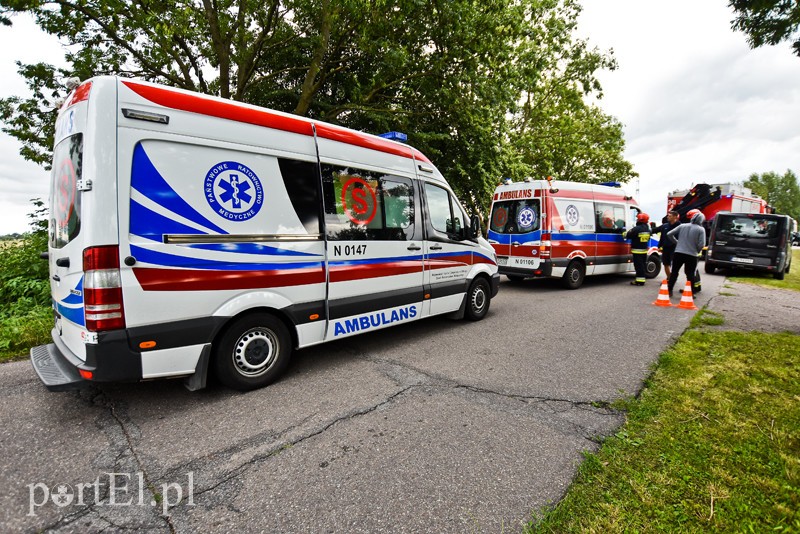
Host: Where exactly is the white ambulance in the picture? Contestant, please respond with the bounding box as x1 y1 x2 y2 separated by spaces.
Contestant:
31 76 499 392
487 179 660 289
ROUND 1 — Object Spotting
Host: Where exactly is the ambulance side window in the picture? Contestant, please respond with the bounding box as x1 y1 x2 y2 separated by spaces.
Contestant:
321 164 414 241
278 158 321 234
595 202 627 233
425 183 466 238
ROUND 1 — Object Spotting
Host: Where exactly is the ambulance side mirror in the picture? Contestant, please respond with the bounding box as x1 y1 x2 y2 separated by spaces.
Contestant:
469 214 481 239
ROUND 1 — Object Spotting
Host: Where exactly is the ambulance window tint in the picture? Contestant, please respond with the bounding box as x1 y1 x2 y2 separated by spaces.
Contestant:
49 134 83 248
595 203 626 232
321 164 414 241
278 158 320 234
490 200 540 234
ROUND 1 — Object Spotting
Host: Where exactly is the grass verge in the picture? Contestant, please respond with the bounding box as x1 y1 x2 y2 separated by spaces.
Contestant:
0 304 52 363
728 249 800 292
527 330 800 533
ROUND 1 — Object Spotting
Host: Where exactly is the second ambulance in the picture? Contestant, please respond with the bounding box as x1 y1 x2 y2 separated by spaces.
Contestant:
488 179 660 289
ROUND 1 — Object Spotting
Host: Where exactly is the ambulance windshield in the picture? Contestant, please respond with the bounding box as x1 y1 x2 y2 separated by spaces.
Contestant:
490 199 540 234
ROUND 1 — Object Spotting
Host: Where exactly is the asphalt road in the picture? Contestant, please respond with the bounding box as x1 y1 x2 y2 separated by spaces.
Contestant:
0 271 724 533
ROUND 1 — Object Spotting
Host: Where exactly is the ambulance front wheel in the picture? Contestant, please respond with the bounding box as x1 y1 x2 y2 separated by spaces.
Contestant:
645 254 662 279
465 277 491 321
562 260 585 289
213 313 292 391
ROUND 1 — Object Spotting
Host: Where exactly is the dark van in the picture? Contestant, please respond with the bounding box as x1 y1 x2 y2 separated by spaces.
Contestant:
705 212 794 280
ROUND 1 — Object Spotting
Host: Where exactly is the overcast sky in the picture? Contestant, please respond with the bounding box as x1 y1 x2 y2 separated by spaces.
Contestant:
1 1 799 234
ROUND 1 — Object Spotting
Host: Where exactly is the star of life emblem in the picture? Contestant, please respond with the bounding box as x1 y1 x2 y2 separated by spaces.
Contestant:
204 161 264 221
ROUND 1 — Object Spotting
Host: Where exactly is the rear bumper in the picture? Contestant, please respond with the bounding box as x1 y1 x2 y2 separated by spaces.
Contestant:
30 327 144 391
706 256 783 273
498 260 553 278
30 316 227 391
30 343 84 391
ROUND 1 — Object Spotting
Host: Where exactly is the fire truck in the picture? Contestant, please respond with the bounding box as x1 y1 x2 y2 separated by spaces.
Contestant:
668 183 768 222
667 183 768 256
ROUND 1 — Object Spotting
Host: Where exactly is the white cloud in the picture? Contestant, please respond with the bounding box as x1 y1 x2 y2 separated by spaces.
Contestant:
1 3 799 233
0 14 64 234
577 0 800 220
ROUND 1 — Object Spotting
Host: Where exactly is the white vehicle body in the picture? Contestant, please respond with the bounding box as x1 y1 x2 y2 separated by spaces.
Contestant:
487 180 660 289
31 77 499 391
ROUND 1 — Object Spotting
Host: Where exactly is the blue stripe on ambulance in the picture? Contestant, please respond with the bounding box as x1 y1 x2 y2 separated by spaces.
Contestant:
131 143 227 234
129 244 323 271
130 200 216 241
184 242 318 257
55 277 85 326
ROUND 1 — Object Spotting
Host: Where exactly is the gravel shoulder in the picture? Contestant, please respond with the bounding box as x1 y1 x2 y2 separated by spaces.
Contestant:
705 280 800 334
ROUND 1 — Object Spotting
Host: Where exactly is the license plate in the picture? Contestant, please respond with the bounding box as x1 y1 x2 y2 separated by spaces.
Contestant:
497 257 508 266
731 257 754 264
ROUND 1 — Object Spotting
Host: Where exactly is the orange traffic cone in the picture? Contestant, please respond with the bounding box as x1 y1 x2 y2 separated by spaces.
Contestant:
676 281 698 310
652 279 672 307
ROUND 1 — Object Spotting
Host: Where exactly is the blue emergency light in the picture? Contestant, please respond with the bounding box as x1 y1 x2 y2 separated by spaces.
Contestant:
378 131 408 142
599 181 622 188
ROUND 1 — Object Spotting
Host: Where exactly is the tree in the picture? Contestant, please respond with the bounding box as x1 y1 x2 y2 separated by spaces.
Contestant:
502 0 637 184
744 170 800 220
0 0 632 215
729 0 800 57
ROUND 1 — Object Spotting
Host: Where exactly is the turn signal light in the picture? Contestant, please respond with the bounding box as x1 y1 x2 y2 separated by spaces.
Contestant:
79 369 93 380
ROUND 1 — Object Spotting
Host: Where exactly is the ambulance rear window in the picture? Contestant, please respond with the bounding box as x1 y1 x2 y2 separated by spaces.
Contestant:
490 199 540 234
49 134 83 248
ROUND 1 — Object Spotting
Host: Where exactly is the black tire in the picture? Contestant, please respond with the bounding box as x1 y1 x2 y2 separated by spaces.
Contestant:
465 277 491 321
213 313 292 391
774 270 785 280
645 254 661 279
705 261 716 274
507 274 527 283
561 260 585 289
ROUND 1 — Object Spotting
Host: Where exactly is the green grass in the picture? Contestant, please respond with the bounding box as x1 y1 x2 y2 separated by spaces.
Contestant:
0 303 52 363
729 249 800 292
690 308 725 327
527 330 800 533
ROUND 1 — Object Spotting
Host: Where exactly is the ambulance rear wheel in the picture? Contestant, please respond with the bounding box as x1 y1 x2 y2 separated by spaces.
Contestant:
465 277 491 321
214 313 291 391
562 261 585 290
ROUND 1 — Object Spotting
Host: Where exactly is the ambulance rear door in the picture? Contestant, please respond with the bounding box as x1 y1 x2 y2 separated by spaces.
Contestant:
488 192 542 273
48 79 119 362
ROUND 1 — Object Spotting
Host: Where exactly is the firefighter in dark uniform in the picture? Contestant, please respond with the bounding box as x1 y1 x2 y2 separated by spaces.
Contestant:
626 212 651 286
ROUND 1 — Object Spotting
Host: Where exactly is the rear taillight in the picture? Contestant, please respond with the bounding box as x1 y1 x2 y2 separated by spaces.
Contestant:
83 246 126 332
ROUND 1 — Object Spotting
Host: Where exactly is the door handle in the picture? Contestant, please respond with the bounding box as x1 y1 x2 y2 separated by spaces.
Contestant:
56 257 70 268
430 244 443 250
407 244 422 251
52 274 61 282
512 241 520 247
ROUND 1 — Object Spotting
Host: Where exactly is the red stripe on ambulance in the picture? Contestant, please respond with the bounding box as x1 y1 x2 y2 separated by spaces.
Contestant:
121 81 430 164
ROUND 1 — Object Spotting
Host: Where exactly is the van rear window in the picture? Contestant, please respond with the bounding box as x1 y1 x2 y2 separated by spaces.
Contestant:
50 134 83 248
490 199 540 234
716 215 780 239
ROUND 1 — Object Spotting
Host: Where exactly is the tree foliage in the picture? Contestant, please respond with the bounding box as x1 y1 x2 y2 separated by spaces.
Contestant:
744 169 800 221
0 0 634 214
729 0 800 57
